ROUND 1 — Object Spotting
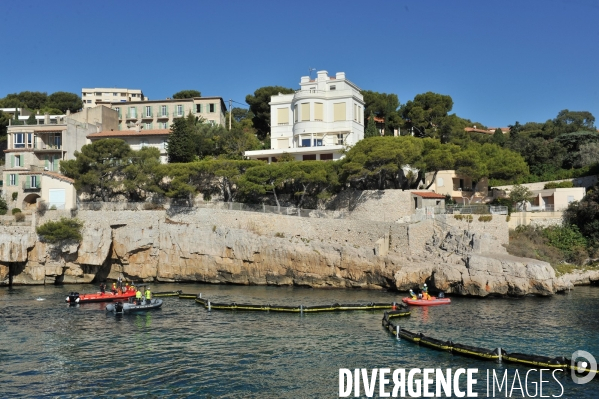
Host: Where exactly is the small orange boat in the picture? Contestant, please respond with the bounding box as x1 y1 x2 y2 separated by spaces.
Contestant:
402 297 451 306
66 290 136 304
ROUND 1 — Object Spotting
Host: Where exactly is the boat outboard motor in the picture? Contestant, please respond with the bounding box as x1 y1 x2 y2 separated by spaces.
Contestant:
115 302 124 313
66 292 80 304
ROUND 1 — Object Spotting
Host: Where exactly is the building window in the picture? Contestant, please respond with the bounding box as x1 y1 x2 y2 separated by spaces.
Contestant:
314 103 323 121
9 174 17 186
27 175 40 189
145 123 152 130
82 93 87 96
209 103 215 113
129 107 137 118
320 153 333 161
115 107 121 118
86 100 92 103
140 139 148 148
14 155 21 167
145 106 152 117
333 103 346 121
301 138 311 147
160 122 167 129
121 92 126 96
301 103 310 121
314 139 323 146
176 105 183 116
330 85 336 91
337 134 344 145
359 106 362 124
14 133 25 148
113 93 117 96
277 108 289 125
27 133 33 148
161 105 167 117
302 154 316 161
95 92 101 96
196 104 202 113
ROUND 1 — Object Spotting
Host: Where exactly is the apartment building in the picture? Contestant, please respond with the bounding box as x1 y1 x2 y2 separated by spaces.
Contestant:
82 88 147 108
245 71 365 162
97 97 226 131
3 106 118 210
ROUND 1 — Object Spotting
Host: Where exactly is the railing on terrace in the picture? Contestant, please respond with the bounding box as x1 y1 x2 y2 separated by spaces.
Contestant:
525 204 555 212
76 201 347 219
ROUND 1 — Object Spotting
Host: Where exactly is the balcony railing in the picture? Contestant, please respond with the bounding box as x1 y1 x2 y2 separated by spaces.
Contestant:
156 111 169 119
23 180 41 191
125 112 138 119
140 112 153 119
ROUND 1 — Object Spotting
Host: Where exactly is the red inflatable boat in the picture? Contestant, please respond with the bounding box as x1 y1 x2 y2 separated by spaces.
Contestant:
66 290 136 304
402 297 451 306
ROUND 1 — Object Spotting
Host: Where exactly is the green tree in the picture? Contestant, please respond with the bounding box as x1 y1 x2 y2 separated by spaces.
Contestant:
167 117 197 163
364 111 378 138
245 86 294 140
509 184 533 211
238 163 288 208
362 90 401 136
122 147 164 201
400 92 453 138
556 130 599 168
492 128 506 146
564 185 599 248
508 121 522 143
577 142 599 168
552 109 595 135
172 90 202 99
26 113 37 125
45 91 83 113
61 139 133 201
0 195 7 215
36 218 83 243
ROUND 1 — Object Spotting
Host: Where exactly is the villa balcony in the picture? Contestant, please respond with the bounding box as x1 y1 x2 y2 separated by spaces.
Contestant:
23 180 41 191
156 112 169 119
140 113 153 120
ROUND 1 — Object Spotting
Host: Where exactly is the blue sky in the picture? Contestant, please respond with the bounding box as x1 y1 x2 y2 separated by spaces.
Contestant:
1 0 598 128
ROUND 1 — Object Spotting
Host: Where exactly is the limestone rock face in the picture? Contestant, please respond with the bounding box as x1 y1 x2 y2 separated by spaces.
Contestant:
0 208 590 296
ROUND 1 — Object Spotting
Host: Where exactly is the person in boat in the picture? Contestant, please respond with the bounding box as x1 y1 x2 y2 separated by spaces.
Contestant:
100 282 106 294
135 288 142 305
422 283 431 300
409 289 417 300
144 287 152 304
111 282 117 294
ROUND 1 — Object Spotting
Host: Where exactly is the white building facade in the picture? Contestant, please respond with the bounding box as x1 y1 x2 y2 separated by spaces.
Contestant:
82 88 147 108
245 71 365 162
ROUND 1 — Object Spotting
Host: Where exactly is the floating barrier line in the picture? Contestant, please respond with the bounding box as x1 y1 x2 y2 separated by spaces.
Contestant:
381 312 598 375
149 291 597 377
194 296 411 314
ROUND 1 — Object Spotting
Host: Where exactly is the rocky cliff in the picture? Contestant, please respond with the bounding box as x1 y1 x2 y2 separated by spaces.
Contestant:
2 201 592 296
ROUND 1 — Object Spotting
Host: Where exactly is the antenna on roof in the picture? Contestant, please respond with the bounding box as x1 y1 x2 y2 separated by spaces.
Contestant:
309 67 316 79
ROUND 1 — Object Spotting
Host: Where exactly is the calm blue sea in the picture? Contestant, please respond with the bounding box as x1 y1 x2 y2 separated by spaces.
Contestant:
1 283 598 398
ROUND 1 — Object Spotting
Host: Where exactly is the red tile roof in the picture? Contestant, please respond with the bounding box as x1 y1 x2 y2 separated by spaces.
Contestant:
412 191 446 199
87 129 170 138
43 171 74 184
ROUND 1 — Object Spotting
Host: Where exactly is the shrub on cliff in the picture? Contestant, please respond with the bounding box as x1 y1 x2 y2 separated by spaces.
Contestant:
36 218 83 243
0 196 7 215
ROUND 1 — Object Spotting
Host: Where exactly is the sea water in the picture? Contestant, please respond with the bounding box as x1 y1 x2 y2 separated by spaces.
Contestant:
1 283 598 398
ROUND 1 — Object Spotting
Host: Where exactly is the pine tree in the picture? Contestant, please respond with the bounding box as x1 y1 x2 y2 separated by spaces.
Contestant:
167 118 196 163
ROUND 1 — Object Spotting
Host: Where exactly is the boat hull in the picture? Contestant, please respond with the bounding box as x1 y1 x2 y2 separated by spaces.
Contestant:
402 297 451 306
106 299 163 313
66 291 136 304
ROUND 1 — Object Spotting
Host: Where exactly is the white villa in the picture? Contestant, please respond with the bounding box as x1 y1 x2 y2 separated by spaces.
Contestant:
245 71 365 162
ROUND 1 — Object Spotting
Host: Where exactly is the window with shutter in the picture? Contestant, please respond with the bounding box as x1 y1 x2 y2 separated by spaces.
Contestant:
314 103 323 121
333 103 346 121
301 103 310 121
277 108 289 125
